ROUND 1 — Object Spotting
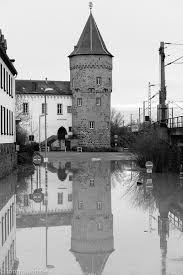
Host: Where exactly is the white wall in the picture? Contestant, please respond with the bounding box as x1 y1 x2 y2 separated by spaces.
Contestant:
16 94 72 142
0 57 16 144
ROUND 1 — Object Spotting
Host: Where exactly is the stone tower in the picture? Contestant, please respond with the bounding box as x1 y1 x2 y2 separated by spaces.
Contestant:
69 7 113 148
70 160 114 275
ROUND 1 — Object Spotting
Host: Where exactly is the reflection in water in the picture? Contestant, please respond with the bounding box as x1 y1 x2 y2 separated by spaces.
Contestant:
1 159 183 274
0 172 18 274
71 160 114 275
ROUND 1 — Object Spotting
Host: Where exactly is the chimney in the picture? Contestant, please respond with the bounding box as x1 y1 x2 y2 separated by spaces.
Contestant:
0 32 7 52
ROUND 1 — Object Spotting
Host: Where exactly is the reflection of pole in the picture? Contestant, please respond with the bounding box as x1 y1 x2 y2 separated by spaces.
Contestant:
45 165 48 267
36 166 39 189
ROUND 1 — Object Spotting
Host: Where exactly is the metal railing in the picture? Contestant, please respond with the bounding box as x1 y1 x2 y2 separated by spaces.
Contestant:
168 116 183 128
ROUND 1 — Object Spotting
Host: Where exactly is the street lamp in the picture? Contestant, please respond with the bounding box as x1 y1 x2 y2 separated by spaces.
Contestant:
39 114 45 151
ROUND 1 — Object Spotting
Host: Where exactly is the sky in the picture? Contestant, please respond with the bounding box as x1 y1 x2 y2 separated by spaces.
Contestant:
1 0 183 122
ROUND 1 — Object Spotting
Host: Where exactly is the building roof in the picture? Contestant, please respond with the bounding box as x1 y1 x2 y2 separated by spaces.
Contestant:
69 13 113 57
0 45 17 75
16 80 72 96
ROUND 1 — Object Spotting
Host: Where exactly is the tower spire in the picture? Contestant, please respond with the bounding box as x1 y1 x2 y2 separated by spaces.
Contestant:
89 1 93 13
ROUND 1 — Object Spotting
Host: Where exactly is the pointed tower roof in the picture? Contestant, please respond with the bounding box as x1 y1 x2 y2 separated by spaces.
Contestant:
69 12 113 57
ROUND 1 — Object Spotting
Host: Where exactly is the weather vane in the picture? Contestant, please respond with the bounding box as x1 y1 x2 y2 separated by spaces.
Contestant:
89 1 93 12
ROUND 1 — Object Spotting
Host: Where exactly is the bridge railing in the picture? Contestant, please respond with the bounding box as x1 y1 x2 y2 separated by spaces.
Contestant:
168 116 183 128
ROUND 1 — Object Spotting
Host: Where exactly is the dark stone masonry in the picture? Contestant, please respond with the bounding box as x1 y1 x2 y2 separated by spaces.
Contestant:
0 144 17 179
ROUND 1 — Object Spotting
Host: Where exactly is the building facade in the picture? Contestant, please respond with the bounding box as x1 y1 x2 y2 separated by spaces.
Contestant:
16 9 113 149
0 31 17 179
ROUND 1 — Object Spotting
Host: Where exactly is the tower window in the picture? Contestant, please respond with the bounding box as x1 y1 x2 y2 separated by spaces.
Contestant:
96 77 101 85
78 201 83 210
109 78 111 85
57 104 63 115
77 98 82 106
67 106 72 113
96 98 101 106
89 121 95 129
23 103 29 114
97 222 103 231
97 201 102 210
90 179 95 187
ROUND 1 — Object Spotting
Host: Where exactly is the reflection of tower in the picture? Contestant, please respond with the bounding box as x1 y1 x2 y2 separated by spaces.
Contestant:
71 160 114 275
0 173 19 273
158 208 169 275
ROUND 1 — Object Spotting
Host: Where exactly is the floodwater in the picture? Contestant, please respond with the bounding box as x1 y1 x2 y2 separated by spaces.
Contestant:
0 155 183 275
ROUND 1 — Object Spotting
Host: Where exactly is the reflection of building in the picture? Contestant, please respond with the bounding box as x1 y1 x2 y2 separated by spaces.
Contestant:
71 160 114 275
16 162 73 228
0 173 18 273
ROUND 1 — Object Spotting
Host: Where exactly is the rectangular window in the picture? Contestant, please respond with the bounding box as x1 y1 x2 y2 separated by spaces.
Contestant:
97 222 103 231
58 193 63 205
0 64 2 89
90 179 95 187
67 106 72 113
57 104 62 115
89 121 95 129
11 77 13 98
6 109 8 135
96 77 101 85
69 175 73 181
6 72 8 94
1 106 3 135
3 68 6 91
69 127 72 132
77 98 82 107
2 217 4 246
96 98 101 106
23 103 29 114
4 107 6 135
42 103 47 114
97 201 102 210
78 201 83 210
106 122 110 129
68 194 72 202
24 194 29 206
9 75 11 96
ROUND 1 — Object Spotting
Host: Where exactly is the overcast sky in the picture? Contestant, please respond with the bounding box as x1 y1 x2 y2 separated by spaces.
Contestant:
1 0 183 116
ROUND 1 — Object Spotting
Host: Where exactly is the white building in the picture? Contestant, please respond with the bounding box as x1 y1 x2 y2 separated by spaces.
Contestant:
16 80 73 149
0 30 17 178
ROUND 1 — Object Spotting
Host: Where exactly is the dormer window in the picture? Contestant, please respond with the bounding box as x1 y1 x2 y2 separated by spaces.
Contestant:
96 77 101 85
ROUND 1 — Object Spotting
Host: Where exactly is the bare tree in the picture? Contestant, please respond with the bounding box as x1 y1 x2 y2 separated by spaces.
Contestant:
111 108 124 128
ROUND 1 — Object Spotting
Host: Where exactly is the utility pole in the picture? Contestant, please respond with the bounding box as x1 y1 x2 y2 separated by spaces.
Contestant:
158 42 168 126
139 107 141 125
143 101 146 123
148 82 151 121
130 114 133 128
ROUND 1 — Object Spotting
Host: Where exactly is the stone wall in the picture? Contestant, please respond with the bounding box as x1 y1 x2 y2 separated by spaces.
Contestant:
70 55 112 148
0 144 17 179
